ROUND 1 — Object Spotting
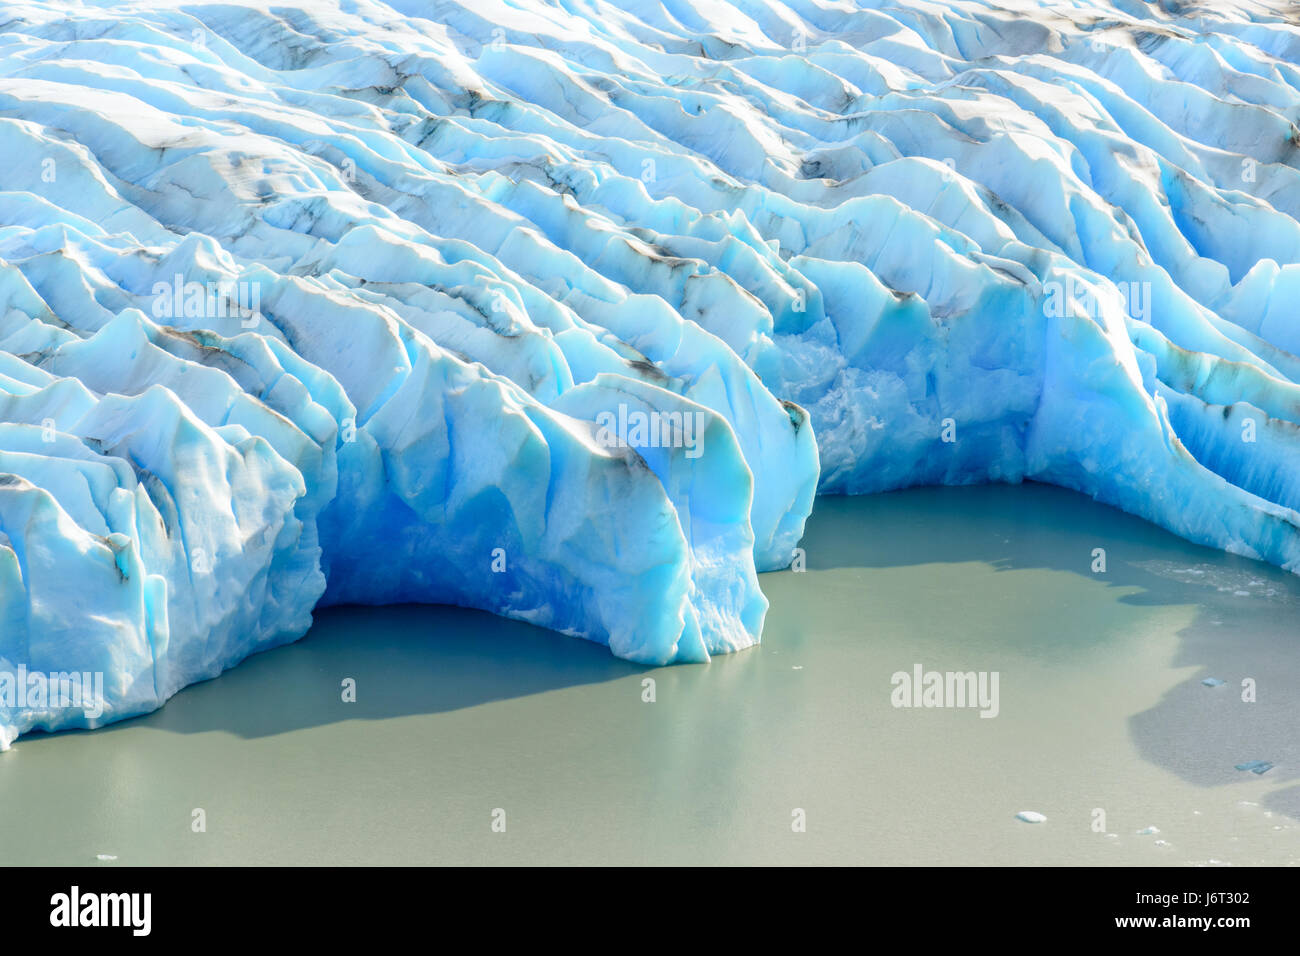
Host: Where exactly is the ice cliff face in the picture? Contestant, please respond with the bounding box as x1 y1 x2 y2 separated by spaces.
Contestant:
3 0 1300 742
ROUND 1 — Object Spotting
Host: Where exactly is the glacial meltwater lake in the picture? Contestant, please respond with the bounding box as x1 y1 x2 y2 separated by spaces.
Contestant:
2 483 1298 865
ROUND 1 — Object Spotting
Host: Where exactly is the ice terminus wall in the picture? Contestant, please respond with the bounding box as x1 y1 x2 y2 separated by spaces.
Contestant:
4 0 1300 741
0 0 822 745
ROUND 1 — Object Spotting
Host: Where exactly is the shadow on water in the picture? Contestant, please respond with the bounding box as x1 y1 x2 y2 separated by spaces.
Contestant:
804 481 1300 821
25 604 648 745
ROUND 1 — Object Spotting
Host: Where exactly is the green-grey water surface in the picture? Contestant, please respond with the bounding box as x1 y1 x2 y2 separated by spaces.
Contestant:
1 483 1297 865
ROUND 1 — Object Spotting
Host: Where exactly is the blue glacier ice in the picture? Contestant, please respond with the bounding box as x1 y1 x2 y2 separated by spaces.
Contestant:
4 0 1300 744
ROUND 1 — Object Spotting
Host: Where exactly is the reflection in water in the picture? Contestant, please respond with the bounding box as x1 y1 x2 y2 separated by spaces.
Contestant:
0 482 1296 864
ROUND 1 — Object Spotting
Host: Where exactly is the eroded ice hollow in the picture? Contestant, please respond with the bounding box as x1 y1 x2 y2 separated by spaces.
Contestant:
4 0 1300 742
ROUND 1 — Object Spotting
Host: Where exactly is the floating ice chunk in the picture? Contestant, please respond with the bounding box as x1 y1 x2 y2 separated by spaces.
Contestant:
1201 677 1226 687
1137 826 1160 835
1234 761 1274 775
1016 811 1047 824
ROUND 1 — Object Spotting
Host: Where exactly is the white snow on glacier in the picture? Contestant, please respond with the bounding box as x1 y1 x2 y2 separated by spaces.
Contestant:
3 0 1300 743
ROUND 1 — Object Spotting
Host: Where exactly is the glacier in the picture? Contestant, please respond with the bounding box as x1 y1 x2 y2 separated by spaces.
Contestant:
3 0 1300 744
